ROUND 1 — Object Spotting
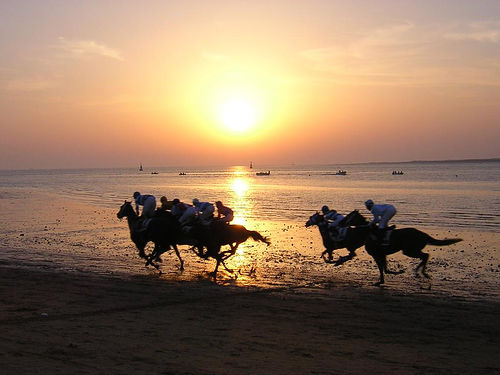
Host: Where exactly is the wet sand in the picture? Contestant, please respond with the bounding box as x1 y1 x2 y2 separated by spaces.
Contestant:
0 191 499 373
1 265 499 374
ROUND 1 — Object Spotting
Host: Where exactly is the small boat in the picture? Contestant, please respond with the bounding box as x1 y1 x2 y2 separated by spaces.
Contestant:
139 163 143 171
250 161 253 169
151 171 159 175
334 170 347 175
256 171 270 176
179 172 186 176
392 171 404 175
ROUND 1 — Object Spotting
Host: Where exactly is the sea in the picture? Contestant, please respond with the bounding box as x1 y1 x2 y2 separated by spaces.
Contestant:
1 159 499 231
0 159 499 298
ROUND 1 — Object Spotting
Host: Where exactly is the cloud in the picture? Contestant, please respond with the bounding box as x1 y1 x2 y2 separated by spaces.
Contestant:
300 21 500 87
444 21 500 43
445 31 500 43
55 37 124 61
5 77 56 92
300 22 427 85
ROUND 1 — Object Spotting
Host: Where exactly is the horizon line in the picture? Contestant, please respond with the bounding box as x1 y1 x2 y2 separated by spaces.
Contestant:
1 157 499 172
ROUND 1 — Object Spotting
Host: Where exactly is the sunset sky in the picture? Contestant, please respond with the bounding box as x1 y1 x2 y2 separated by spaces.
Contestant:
1 0 499 169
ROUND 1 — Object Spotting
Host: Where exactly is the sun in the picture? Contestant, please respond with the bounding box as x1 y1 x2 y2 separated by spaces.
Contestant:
218 98 258 133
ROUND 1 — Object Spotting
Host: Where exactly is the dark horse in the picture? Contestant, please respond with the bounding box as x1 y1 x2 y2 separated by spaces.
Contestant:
349 211 463 286
305 210 370 265
117 201 184 270
154 221 270 281
205 222 270 279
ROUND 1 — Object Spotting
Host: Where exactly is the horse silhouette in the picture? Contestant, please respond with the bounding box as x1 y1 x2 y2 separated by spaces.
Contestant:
186 221 270 281
307 210 463 286
345 211 463 285
364 223 463 285
117 201 184 270
305 210 369 265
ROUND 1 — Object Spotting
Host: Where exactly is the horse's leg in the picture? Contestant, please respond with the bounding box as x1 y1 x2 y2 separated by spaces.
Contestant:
383 248 404 275
136 242 147 258
212 257 221 282
373 254 386 286
402 247 430 278
321 248 335 263
220 258 234 273
334 247 357 266
230 242 241 255
414 251 430 278
171 243 184 271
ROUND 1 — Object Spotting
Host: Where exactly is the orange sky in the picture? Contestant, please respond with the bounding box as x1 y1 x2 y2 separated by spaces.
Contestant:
1 0 499 169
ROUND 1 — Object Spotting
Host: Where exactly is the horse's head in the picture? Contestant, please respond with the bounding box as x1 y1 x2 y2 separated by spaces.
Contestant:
117 200 136 219
343 210 368 227
305 212 324 227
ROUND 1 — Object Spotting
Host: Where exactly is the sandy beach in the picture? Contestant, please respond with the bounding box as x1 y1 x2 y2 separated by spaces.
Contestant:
0 191 499 374
1 264 499 374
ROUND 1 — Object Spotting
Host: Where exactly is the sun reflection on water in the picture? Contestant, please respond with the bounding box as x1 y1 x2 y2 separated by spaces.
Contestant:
227 171 253 259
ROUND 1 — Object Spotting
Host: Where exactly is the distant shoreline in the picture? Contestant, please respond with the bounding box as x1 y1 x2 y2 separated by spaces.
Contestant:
1 157 499 172
344 157 500 166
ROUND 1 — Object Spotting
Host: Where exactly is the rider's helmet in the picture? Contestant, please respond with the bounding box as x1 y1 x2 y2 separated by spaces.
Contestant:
172 198 180 205
321 205 329 214
133 191 140 199
365 199 374 210
192 198 200 206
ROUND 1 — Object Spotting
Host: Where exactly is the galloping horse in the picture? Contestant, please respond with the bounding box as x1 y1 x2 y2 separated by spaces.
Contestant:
186 221 270 281
307 210 463 286
305 210 370 265
117 201 184 270
347 210 463 285
364 223 463 286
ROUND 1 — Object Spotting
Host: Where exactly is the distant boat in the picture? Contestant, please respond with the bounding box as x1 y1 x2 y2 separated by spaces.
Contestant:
392 171 404 175
250 161 253 169
256 171 270 176
151 171 159 175
334 170 347 175
179 172 186 176
139 163 143 172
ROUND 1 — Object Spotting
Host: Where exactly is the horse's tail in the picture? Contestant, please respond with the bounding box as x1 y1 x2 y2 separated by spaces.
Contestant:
426 235 463 246
248 231 271 246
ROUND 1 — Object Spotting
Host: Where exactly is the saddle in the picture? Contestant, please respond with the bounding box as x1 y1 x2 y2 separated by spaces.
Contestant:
371 226 395 246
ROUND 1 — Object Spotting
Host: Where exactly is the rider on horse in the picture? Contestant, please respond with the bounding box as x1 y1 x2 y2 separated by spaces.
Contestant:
364 199 397 245
215 201 234 224
193 198 215 226
133 192 157 230
321 205 345 242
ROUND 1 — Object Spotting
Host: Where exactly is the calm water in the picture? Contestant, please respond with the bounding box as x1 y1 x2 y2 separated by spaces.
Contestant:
1 159 499 231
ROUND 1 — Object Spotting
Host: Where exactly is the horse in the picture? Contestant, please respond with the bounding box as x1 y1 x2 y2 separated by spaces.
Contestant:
346 211 463 286
178 221 270 281
208 222 270 279
117 201 184 271
305 210 370 266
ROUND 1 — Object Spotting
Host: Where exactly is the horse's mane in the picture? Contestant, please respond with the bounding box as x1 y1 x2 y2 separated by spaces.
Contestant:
340 210 368 227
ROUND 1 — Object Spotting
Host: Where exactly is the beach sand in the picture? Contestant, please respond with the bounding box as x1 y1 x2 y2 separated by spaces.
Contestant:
1 191 499 374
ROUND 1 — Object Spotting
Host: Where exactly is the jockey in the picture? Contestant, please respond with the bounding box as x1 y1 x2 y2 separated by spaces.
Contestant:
155 196 174 216
215 201 234 224
321 205 345 239
365 199 397 244
171 198 196 227
133 192 156 219
193 198 215 226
